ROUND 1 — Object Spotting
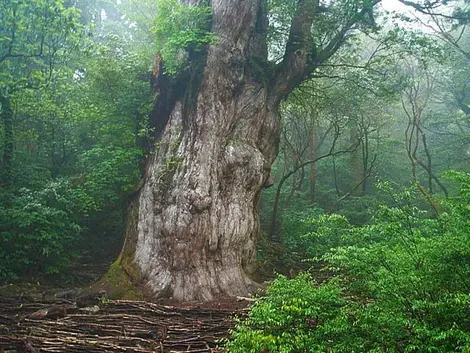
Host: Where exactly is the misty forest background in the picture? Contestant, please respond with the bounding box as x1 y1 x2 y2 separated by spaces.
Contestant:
1 0 470 352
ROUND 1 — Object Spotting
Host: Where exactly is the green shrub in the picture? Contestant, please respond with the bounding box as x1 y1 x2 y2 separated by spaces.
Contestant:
300 213 354 259
226 274 347 353
228 173 470 352
0 180 90 281
323 207 470 352
276 205 325 269
79 146 143 208
77 146 143 257
154 0 213 75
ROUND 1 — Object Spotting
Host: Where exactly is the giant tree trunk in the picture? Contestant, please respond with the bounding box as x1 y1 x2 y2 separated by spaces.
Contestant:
130 76 280 301
114 0 282 302
109 0 376 302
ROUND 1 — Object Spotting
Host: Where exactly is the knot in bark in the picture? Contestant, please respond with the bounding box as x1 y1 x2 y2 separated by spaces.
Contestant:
188 190 212 213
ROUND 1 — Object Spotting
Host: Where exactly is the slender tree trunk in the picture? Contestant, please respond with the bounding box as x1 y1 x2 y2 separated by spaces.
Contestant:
350 124 363 196
332 155 340 197
286 155 299 206
298 166 306 192
50 124 59 179
0 95 14 188
361 124 369 195
309 126 316 202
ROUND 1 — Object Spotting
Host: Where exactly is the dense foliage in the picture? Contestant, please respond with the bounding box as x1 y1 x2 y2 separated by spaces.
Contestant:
1 2 470 351
153 0 213 75
227 174 470 352
0 0 151 281
0 180 86 279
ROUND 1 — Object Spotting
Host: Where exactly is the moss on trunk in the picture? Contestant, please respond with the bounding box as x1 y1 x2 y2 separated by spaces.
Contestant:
98 198 144 300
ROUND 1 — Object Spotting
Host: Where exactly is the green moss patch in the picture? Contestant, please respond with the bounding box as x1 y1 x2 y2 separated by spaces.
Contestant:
94 258 143 300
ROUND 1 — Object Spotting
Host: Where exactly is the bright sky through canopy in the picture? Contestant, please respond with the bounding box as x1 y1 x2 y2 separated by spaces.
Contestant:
380 0 434 32
381 0 410 12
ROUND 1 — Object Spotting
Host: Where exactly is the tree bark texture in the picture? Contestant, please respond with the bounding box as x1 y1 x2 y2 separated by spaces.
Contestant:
118 0 283 302
115 0 378 302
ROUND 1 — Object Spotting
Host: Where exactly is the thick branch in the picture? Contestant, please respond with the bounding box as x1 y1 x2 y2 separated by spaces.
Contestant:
398 0 470 21
269 0 380 105
269 0 319 105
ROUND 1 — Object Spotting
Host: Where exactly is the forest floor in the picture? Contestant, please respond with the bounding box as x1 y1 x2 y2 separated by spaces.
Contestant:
0 296 247 353
0 259 249 353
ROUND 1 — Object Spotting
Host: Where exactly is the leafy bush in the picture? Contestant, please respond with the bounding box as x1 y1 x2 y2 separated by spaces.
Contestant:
77 146 143 258
264 207 351 272
226 274 346 353
276 205 325 269
323 195 470 352
0 180 91 281
228 174 470 352
300 213 354 259
79 146 143 208
0 145 144 281
154 0 213 75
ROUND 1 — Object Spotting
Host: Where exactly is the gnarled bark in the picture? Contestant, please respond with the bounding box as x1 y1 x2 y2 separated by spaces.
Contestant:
111 0 380 302
113 0 279 302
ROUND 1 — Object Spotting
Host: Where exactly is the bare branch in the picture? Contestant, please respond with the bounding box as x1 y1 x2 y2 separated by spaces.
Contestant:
336 154 377 205
268 123 359 241
397 0 469 21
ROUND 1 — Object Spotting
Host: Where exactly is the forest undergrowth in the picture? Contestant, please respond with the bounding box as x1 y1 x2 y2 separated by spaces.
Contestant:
226 172 470 353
